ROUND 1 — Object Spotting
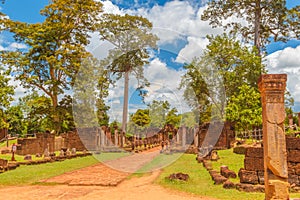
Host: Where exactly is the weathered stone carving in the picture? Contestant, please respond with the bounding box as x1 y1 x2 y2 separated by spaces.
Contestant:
258 74 289 200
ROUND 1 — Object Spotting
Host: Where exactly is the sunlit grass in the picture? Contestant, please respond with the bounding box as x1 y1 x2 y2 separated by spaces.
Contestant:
0 156 98 185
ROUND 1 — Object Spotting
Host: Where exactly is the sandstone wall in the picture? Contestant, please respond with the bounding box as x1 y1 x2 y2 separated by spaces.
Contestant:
16 131 87 155
16 133 55 155
198 122 235 150
239 136 300 187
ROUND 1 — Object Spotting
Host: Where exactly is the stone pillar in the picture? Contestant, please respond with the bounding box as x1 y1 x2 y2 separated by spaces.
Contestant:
100 128 105 148
96 128 100 150
258 74 289 200
193 126 199 147
176 128 180 144
182 125 186 147
114 129 119 146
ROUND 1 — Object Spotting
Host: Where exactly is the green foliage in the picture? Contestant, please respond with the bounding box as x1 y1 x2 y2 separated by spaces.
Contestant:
127 109 150 136
131 109 150 127
5 106 26 137
98 13 158 133
156 153 264 200
0 156 98 185
180 112 198 127
18 91 52 134
165 108 181 128
202 0 300 54
0 69 14 129
73 55 110 128
0 0 103 132
148 100 170 128
226 84 262 131
180 34 264 123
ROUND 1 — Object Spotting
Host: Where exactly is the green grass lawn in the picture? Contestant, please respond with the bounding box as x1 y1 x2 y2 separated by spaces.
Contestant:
211 149 244 183
156 153 265 200
0 156 99 185
155 151 300 200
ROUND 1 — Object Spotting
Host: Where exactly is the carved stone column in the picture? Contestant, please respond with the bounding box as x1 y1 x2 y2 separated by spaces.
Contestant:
182 125 186 147
114 128 119 146
258 74 289 200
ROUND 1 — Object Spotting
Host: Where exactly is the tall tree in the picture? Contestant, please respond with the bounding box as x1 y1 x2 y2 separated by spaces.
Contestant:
5 105 26 137
202 0 300 55
18 91 53 134
180 34 264 121
98 14 158 141
73 55 110 128
165 108 181 128
0 68 14 129
0 0 103 132
147 100 172 128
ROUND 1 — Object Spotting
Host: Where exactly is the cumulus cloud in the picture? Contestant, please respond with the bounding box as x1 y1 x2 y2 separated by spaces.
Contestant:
266 46 300 111
176 36 209 63
133 2 222 45
7 42 27 50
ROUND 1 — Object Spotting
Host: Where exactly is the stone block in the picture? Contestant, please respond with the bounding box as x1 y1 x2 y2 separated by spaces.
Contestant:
239 169 259 185
24 154 32 161
245 147 264 158
1 149 10 154
233 146 246 155
168 173 189 181
266 180 290 200
288 174 299 185
212 174 228 185
236 183 265 193
244 157 264 171
257 171 265 185
220 165 237 179
286 137 300 150
223 180 235 189
0 159 8 170
288 150 300 163
295 164 300 175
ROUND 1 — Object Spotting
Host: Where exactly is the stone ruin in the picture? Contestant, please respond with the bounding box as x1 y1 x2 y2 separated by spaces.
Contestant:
259 74 289 199
239 137 300 192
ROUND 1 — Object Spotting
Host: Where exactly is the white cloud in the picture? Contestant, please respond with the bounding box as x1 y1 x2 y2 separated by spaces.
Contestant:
8 78 27 104
133 2 223 45
8 42 27 50
266 46 300 111
105 58 194 122
101 0 123 15
176 36 209 63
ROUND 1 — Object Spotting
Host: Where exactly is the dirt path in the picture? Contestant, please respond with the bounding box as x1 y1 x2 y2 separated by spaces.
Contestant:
0 170 217 200
0 147 218 200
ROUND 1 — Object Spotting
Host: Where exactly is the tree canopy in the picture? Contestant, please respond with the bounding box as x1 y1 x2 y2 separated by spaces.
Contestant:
202 0 300 54
180 34 265 122
0 68 15 129
226 84 262 131
98 13 158 136
0 0 103 132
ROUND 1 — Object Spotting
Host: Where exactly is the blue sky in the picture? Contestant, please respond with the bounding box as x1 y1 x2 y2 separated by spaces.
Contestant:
1 0 300 122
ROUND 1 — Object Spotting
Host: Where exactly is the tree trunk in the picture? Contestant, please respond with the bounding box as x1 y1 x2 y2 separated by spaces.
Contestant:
254 0 261 56
121 71 129 147
51 93 60 134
